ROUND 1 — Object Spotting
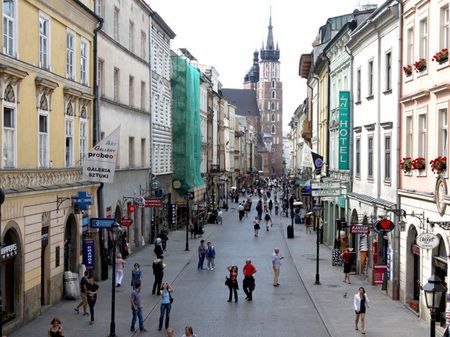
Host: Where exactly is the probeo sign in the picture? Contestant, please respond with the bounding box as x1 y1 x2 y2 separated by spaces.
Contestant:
416 233 440 250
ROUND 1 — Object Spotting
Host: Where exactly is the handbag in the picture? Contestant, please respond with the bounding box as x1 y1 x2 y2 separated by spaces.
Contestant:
225 277 230 286
169 291 174 304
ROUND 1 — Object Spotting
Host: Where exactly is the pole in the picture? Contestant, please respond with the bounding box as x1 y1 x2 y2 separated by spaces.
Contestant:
0 188 5 337
109 241 116 337
185 198 190 251
430 310 436 337
315 196 321 285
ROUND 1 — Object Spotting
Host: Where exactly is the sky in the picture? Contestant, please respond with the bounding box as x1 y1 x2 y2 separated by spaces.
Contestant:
147 0 385 135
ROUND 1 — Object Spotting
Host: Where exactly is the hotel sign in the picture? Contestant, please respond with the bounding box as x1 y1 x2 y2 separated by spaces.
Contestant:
339 91 350 170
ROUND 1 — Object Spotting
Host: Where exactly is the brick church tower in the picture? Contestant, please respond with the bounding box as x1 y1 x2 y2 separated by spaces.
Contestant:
244 14 283 177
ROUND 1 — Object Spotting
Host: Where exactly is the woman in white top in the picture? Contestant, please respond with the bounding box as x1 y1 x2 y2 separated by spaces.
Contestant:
115 253 125 287
354 287 369 334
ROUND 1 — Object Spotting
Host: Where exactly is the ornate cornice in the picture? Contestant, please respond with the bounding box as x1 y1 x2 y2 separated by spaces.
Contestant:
0 168 83 190
35 77 59 95
0 64 28 85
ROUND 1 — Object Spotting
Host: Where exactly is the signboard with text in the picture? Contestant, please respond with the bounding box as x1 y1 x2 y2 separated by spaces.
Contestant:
350 225 370 234
83 240 95 271
339 91 350 170
145 197 163 208
311 189 341 197
91 218 115 229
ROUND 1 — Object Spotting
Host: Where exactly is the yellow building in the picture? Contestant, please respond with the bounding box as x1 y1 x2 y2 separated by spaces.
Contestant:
0 0 99 332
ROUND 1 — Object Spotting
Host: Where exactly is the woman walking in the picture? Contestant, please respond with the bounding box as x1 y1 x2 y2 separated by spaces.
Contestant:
158 282 174 331
341 248 353 284
354 287 369 334
48 317 64 337
181 325 197 337
253 217 260 237
131 262 142 289
226 265 239 302
115 253 125 287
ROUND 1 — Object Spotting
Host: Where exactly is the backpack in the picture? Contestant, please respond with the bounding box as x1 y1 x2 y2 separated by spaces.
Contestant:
265 214 271 221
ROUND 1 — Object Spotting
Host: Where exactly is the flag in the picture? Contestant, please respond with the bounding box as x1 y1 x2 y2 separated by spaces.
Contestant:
83 127 121 183
311 152 324 175
301 144 314 168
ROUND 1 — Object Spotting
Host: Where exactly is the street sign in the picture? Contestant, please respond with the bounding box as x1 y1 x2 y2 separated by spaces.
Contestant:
1 243 17 261
184 192 195 200
120 217 133 227
311 189 341 197
311 182 340 190
90 218 115 229
145 197 162 208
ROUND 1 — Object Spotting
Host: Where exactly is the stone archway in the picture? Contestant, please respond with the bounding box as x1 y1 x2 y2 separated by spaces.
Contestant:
405 225 419 312
64 214 78 273
432 234 448 327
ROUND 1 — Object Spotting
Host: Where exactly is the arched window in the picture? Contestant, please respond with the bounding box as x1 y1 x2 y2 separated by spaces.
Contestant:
270 101 275 110
4 84 15 103
66 102 74 116
271 114 275 122
271 125 276 134
271 91 276 99
271 80 276 88
38 94 49 167
79 105 88 164
65 102 74 167
3 84 16 167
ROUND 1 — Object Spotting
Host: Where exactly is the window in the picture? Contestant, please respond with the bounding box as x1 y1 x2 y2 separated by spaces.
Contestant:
98 59 104 96
356 68 361 102
141 81 146 110
38 95 49 167
141 138 146 167
271 114 275 122
3 0 15 56
406 115 413 156
129 137 135 167
368 60 373 97
356 138 361 176
270 101 275 111
141 31 146 59
439 108 448 157
385 135 391 180
114 7 119 41
386 52 392 91
66 31 75 79
129 21 135 52
113 67 119 101
271 80 276 88
418 114 427 159
39 15 50 69
65 116 73 167
368 136 373 178
96 0 104 17
79 119 87 165
271 91 276 99
419 18 428 59
129 75 134 107
407 28 414 65
264 63 268 78
441 6 449 50
80 40 88 85
3 106 15 167
271 125 276 134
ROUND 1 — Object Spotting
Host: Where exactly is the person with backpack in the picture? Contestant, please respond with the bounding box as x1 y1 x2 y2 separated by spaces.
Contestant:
264 212 272 231
253 217 261 237
206 241 216 270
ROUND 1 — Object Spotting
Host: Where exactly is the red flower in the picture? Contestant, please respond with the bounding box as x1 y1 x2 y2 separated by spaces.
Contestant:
430 156 447 174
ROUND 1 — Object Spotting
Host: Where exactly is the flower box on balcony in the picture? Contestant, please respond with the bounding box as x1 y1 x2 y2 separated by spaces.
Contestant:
414 58 427 72
400 157 412 173
432 48 449 64
402 65 413 77
412 157 426 171
430 156 447 175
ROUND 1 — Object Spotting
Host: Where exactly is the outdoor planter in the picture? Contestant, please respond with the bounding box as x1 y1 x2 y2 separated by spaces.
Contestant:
430 156 447 175
400 157 412 173
409 300 419 312
414 58 427 72
403 64 413 77
432 48 449 64
412 157 426 171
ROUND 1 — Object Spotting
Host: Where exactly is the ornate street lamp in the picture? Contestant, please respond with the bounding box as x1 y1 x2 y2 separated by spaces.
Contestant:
313 204 322 285
109 222 121 337
423 275 446 337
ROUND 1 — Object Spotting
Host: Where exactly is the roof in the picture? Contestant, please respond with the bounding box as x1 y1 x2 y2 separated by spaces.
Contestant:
152 12 176 39
222 89 260 117
299 53 312 78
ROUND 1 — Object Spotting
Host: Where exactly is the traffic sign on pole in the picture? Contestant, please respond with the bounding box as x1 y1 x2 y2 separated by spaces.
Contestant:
311 189 341 197
311 181 340 190
90 218 116 229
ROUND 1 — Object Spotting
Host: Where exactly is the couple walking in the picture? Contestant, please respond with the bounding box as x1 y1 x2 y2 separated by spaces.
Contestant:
198 240 216 270
225 259 257 302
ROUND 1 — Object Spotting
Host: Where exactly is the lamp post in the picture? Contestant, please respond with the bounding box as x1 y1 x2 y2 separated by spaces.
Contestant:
0 188 5 336
313 201 322 285
423 275 447 337
108 222 121 337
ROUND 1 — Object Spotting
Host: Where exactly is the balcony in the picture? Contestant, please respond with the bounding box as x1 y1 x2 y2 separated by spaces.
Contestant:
301 120 312 140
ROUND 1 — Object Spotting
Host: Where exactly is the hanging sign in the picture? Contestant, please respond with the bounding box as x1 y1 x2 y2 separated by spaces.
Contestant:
374 219 395 233
145 197 162 208
120 217 133 227
338 91 350 170
83 239 95 271
82 126 121 183
127 204 136 214
1 243 18 261
416 233 440 250
350 224 370 234
301 145 314 168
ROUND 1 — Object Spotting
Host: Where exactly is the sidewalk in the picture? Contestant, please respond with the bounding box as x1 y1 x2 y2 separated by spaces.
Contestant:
9 218 224 337
281 218 429 337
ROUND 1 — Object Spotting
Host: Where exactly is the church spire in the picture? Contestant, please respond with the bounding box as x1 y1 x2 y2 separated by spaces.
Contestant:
266 9 274 50
260 9 279 61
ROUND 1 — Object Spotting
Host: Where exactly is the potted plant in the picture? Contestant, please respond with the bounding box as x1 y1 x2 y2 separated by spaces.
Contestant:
430 156 447 174
409 300 419 312
414 58 427 72
412 157 426 171
403 64 413 77
432 48 449 64
400 157 412 173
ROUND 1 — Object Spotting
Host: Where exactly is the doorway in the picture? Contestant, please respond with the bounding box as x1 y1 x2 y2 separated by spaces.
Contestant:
3 226 22 324
64 214 78 273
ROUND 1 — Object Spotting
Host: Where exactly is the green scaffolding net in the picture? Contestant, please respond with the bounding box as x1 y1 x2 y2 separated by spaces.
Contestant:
171 55 205 196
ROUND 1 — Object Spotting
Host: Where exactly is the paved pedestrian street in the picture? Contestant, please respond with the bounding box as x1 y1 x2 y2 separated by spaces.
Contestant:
10 200 429 337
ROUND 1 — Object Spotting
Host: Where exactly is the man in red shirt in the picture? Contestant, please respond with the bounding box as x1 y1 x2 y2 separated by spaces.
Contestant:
242 259 257 301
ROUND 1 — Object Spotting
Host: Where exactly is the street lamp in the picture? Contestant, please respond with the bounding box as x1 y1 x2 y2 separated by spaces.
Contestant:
0 188 5 337
423 275 447 337
108 222 121 337
313 204 322 285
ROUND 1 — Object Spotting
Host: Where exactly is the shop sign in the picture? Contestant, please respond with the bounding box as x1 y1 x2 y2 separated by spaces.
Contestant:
350 224 370 234
91 218 115 229
386 248 393 281
1 243 17 261
416 233 440 250
338 91 350 170
145 197 162 208
83 239 95 271
374 219 395 233
120 217 133 227
72 191 94 211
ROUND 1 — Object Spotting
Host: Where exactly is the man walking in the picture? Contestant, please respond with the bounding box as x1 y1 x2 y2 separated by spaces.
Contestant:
272 248 284 287
154 238 164 259
74 270 89 315
206 241 216 270
86 275 99 325
197 240 206 270
130 281 147 332
242 259 256 301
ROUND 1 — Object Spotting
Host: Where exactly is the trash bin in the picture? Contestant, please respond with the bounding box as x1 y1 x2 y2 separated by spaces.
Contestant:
287 225 294 239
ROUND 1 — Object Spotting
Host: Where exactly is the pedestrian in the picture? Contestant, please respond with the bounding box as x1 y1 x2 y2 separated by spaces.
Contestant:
242 259 256 301
115 253 125 287
341 248 353 284
226 265 239 302
154 238 164 259
74 271 89 315
206 241 216 270
158 226 169 251
166 327 174 337
253 217 260 237
354 287 369 334
152 257 164 295
158 282 174 331
305 213 313 234
130 281 147 332
256 200 263 220
86 275 99 325
131 262 142 289
197 240 206 270
268 199 273 215
272 248 284 287
217 209 223 225
181 325 197 337
238 203 245 221
264 212 272 231
274 199 279 216
48 317 64 337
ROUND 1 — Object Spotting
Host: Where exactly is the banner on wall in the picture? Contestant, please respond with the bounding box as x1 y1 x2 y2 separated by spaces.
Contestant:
83 239 95 271
338 91 350 170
